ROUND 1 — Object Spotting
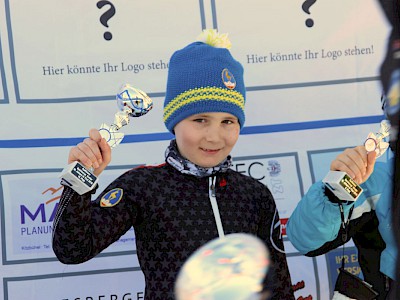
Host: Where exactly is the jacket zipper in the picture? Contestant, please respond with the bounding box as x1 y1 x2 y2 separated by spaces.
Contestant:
208 176 225 238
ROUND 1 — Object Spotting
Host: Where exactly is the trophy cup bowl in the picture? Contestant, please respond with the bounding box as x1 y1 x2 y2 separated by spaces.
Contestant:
117 84 153 118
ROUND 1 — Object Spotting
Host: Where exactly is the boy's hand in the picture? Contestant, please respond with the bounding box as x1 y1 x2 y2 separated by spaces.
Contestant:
68 129 112 176
330 145 377 185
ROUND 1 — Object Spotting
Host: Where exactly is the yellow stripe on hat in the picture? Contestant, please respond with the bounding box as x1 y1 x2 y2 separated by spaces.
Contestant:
163 87 244 122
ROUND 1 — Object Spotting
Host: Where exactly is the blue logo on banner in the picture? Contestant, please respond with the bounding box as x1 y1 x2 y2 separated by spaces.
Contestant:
267 160 281 177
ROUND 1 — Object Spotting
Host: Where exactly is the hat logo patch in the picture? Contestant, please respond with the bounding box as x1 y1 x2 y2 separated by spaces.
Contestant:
221 68 236 89
100 188 123 207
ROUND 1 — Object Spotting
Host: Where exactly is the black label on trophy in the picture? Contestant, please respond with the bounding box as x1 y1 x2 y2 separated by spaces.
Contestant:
339 174 362 199
71 162 97 188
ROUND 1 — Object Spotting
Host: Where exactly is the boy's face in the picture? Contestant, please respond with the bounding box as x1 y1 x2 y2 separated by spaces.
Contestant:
174 112 240 168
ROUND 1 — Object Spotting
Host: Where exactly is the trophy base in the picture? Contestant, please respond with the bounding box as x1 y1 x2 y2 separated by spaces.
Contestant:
322 171 363 202
59 161 99 195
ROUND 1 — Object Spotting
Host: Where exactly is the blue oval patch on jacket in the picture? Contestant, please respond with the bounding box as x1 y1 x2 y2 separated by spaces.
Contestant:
100 188 123 207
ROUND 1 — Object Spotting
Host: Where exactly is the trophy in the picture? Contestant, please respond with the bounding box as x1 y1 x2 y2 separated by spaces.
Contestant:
323 120 391 202
59 84 153 195
175 233 270 300
364 119 390 158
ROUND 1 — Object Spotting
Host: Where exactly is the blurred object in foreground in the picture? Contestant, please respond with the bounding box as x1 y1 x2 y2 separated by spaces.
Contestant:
175 233 270 300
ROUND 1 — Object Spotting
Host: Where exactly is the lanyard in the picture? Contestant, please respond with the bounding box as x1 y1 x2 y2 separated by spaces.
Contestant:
339 202 354 269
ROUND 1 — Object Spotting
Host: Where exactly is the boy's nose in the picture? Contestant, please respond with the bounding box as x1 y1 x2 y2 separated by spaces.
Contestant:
205 125 222 141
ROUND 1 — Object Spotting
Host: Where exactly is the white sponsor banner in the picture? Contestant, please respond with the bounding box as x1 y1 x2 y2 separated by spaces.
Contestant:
7 1 202 102
0 166 138 263
4 268 145 300
217 0 389 86
0 1 393 299
232 154 303 219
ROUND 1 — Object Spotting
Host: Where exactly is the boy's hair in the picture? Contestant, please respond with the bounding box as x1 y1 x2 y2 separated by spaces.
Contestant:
163 29 246 134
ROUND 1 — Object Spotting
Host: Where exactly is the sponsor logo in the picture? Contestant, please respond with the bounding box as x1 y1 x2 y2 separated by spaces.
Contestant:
20 185 62 236
280 218 288 236
61 292 144 300
267 160 281 177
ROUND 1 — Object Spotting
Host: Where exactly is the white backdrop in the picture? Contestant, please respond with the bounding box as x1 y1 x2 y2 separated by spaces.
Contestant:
0 1 392 299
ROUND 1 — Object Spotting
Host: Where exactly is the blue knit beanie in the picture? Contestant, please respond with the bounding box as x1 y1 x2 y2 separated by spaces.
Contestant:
163 30 246 133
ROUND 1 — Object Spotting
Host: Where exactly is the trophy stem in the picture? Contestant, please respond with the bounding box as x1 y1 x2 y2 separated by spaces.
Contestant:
113 108 132 130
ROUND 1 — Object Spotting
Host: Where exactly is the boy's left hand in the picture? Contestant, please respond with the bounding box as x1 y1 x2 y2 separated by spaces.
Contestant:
330 145 377 185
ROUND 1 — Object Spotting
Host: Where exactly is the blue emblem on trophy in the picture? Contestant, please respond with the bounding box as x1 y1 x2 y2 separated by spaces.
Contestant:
99 84 153 149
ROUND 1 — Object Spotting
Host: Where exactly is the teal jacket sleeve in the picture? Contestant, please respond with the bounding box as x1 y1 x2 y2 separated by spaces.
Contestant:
287 160 391 255
286 181 353 254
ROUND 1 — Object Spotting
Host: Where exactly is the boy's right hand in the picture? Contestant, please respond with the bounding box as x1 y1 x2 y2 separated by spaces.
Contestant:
68 129 112 176
330 145 377 185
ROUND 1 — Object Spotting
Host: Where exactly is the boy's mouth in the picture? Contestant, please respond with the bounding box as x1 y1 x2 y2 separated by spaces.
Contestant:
201 148 220 153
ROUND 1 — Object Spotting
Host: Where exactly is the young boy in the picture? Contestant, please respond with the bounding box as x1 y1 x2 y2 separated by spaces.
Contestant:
52 30 294 300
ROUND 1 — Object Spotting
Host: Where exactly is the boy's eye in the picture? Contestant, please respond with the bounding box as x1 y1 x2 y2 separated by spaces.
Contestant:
223 119 235 124
193 118 205 123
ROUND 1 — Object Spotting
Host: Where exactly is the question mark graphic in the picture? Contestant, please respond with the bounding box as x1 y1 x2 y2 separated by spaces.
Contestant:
96 0 116 41
302 0 317 28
